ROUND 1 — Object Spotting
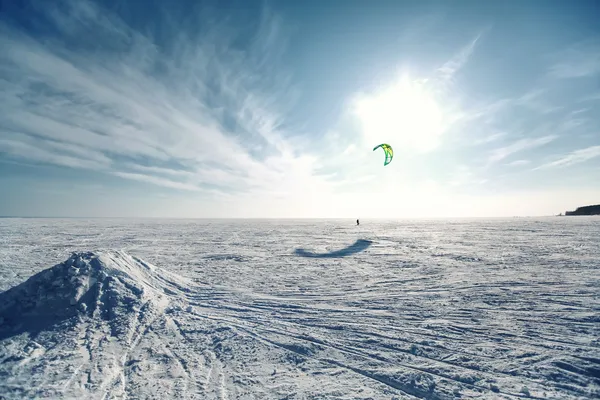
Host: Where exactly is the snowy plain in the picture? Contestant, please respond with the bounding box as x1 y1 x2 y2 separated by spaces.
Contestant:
0 217 599 399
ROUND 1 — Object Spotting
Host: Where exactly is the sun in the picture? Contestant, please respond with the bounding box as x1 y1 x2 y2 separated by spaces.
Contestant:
354 75 446 153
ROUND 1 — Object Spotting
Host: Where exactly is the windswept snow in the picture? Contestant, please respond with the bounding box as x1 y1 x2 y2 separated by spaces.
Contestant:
0 218 599 399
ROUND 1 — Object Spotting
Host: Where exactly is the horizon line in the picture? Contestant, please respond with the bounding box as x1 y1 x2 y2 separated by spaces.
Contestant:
0 215 572 220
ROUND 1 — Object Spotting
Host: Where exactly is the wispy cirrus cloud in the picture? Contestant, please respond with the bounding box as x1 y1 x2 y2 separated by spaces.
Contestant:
448 165 488 187
580 92 600 103
534 145 600 170
488 135 557 163
473 132 507 145
112 172 202 192
548 40 600 79
0 133 111 171
0 0 321 197
435 32 484 89
461 88 563 130
506 159 531 167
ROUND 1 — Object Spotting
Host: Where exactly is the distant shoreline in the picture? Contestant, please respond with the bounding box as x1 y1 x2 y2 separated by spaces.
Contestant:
563 204 600 216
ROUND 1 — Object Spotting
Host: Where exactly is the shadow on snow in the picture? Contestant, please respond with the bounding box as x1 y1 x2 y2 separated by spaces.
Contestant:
294 239 373 258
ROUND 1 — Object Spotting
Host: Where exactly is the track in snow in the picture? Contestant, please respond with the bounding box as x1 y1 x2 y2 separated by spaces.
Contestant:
0 218 599 399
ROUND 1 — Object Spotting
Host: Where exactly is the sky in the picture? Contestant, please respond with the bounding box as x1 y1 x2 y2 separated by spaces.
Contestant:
1 0 599 218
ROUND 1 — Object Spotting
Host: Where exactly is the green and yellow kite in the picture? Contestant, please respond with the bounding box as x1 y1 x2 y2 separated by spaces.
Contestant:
373 143 393 166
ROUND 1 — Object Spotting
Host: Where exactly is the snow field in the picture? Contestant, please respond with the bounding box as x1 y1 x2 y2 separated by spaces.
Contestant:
0 218 599 399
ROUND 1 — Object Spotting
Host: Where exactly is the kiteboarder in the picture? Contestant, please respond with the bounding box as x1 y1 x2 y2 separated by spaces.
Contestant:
357 219 360 226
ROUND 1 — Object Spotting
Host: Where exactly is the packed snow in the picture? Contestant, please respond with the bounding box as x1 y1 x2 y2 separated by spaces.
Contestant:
0 217 599 399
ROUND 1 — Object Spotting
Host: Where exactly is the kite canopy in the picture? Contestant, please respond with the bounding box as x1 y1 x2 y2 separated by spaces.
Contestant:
373 143 393 166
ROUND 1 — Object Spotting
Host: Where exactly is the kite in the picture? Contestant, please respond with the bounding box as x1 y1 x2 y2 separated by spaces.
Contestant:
373 143 393 166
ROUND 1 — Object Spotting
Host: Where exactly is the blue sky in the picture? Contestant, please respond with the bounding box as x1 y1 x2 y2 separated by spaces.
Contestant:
1 0 599 217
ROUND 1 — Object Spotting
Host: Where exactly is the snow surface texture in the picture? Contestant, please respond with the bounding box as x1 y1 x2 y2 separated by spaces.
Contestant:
0 218 599 399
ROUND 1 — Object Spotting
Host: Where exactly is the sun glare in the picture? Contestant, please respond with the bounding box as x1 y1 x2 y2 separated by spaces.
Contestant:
355 76 445 153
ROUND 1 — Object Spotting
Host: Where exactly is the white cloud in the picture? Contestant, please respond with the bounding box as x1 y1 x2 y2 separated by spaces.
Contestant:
580 92 600 103
460 87 564 131
513 89 563 114
548 40 600 79
126 165 195 178
0 0 325 199
448 165 486 187
534 145 600 170
112 172 201 192
506 159 530 167
474 132 507 145
0 132 111 170
435 33 482 87
488 135 557 163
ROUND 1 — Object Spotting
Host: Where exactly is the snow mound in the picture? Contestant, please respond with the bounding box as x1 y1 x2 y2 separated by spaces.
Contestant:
0 251 188 399
0 251 168 340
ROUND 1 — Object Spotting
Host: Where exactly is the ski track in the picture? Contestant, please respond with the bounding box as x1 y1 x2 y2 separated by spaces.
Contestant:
0 217 599 399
